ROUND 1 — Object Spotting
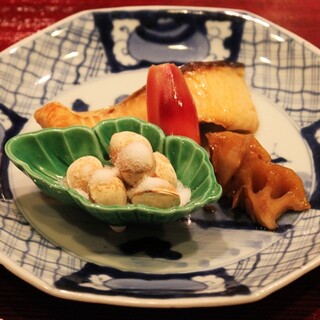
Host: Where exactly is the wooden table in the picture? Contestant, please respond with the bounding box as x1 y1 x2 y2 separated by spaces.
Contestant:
0 1 319 319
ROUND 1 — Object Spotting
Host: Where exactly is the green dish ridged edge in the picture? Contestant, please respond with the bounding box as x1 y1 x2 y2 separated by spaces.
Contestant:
5 117 222 225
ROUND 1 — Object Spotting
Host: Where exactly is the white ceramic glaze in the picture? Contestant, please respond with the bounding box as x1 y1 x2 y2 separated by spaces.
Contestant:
0 6 319 307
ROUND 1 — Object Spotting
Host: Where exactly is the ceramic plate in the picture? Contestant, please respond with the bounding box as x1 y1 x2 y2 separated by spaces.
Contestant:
0 6 319 308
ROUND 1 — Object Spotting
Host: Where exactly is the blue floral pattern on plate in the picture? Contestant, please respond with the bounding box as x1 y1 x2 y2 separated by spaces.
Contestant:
0 7 319 307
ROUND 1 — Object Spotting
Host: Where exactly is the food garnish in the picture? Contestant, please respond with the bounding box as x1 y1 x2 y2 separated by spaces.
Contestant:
65 131 190 209
146 63 200 144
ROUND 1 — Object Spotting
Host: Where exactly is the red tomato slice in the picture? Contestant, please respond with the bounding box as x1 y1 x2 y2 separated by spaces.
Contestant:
146 63 200 144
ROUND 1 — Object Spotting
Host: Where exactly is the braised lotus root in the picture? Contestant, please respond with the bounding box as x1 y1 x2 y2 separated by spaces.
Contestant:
206 132 311 230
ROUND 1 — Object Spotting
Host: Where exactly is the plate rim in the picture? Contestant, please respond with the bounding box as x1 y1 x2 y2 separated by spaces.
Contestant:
2 5 319 56
0 5 319 308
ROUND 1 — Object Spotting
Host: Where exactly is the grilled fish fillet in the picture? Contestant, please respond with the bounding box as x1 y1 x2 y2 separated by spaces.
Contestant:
34 61 259 132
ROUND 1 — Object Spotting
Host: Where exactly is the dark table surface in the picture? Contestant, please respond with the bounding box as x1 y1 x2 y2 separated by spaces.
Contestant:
0 0 319 319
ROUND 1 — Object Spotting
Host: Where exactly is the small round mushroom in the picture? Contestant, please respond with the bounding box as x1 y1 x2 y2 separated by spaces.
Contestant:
88 166 127 206
153 151 178 187
115 141 156 186
109 131 153 163
128 177 180 209
66 156 103 193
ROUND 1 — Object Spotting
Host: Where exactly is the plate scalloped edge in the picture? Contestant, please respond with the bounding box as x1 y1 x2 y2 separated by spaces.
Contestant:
0 5 319 307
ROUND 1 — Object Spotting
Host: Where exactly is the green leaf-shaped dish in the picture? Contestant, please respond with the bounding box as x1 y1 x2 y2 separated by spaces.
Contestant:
5 117 222 225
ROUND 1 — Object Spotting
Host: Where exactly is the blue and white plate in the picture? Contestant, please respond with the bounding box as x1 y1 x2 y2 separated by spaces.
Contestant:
0 6 319 307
